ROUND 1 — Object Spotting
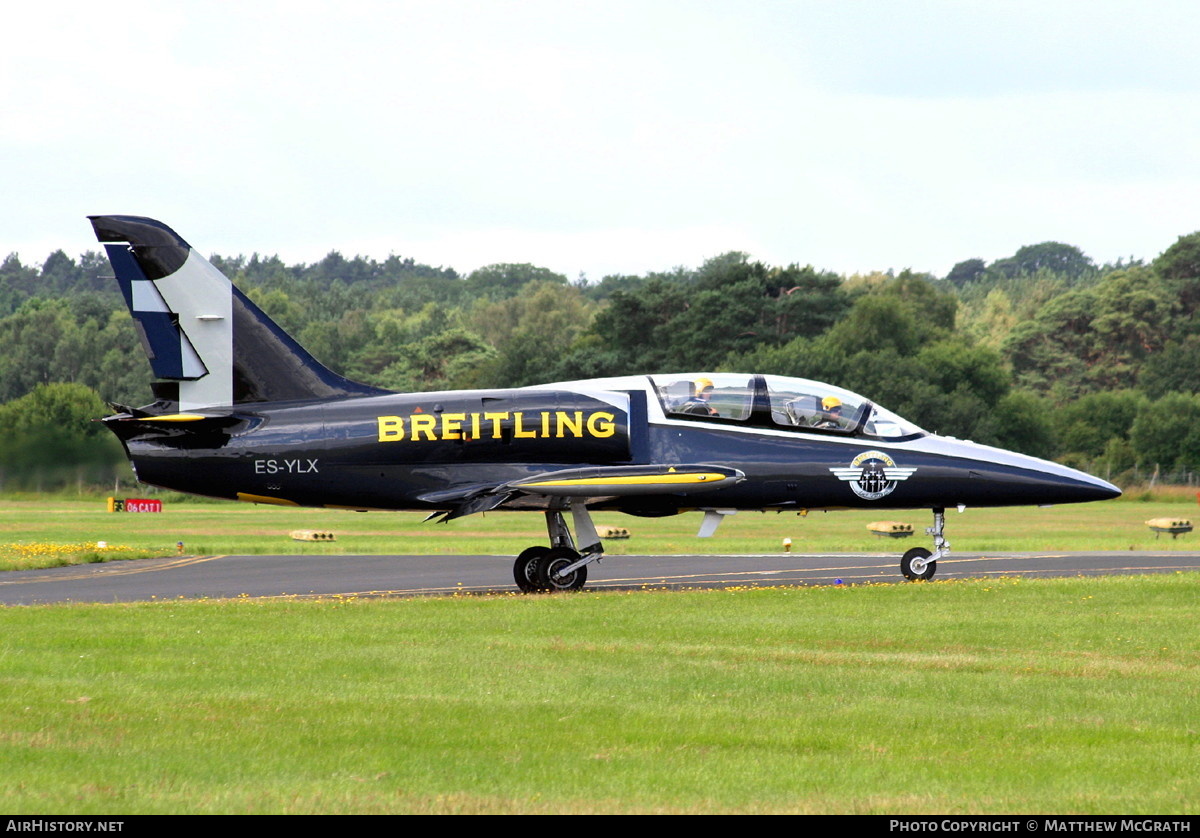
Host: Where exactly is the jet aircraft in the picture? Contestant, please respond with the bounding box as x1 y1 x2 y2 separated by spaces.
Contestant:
90 216 1121 592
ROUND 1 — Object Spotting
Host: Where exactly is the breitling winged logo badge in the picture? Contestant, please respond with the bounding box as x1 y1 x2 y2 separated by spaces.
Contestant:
829 450 917 501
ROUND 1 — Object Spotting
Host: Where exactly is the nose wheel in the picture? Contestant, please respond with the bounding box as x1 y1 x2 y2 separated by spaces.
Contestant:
900 507 949 581
901 547 936 581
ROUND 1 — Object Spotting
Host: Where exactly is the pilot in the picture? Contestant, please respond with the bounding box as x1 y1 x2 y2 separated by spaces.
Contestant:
680 377 719 416
814 395 844 429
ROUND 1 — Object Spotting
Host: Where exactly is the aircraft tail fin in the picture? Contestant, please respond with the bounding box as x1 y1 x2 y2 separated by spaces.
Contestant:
90 216 388 410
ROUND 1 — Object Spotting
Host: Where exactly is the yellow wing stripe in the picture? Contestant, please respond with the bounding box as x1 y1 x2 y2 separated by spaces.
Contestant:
137 413 209 422
522 472 730 488
237 493 299 506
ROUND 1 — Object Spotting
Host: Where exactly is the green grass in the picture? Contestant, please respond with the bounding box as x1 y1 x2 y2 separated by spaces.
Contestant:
1 574 1197 814
1 494 1199 570
3 493 1197 813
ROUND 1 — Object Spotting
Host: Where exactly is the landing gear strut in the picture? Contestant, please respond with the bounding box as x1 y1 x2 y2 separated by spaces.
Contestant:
511 501 605 593
900 507 949 581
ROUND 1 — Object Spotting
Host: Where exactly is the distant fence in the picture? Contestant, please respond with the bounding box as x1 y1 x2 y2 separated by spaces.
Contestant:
1133 466 1200 487
1078 462 1200 488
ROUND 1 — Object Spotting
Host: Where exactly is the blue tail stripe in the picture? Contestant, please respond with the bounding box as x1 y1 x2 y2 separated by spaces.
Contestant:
103 244 142 310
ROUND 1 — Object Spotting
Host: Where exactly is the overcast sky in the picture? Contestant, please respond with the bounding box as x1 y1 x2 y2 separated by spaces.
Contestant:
4 0 1199 280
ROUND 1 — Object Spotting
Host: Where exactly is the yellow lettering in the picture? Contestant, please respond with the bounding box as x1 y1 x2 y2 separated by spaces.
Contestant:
513 412 537 438
484 412 508 439
556 411 583 438
379 409 620 443
377 415 405 442
587 411 616 438
410 414 437 441
441 413 466 440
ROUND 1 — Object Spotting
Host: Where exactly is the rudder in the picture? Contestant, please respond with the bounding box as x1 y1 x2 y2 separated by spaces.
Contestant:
91 216 388 410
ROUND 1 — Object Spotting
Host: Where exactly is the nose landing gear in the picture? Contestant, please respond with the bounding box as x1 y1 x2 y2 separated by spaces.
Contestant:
900 507 950 581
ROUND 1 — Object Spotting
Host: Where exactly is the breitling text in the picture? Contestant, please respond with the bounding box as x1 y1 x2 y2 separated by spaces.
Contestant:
377 411 617 443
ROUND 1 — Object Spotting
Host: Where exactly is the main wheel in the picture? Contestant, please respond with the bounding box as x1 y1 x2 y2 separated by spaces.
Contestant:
901 547 936 581
536 547 588 592
513 546 550 592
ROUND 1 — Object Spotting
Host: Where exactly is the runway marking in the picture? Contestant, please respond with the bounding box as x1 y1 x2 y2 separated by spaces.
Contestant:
255 586 501 599
0 555 227 587
940 564 1200 576
601 570 876 583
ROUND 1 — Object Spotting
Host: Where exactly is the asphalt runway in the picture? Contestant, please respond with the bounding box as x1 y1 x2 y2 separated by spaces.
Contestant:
2 550 1199 605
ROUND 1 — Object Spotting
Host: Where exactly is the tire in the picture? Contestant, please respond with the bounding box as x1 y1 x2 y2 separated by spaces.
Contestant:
901 547 936 581
536 547 588 592
513 546 550 592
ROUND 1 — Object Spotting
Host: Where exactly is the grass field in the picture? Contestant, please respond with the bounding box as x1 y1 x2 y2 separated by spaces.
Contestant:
1 492 1197 814
1 490 1200 570
1 574 1196 814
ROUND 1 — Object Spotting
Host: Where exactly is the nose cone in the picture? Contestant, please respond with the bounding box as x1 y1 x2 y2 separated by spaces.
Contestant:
1080 472 1122 501
1014 466 1121 505
968 461 1120 506
915 436 1121 507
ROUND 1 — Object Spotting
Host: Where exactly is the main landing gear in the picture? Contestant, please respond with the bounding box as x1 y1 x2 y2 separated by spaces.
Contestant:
900 507 950 581
513 501 605 593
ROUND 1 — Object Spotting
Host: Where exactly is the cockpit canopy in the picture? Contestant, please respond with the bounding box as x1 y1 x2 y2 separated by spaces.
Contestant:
650 373 925 441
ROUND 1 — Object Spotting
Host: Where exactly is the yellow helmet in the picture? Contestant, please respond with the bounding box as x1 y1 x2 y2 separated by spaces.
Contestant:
822 396 842 410
695 377 715 392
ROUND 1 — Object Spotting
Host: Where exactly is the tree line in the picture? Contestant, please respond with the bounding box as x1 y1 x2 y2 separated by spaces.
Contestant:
4 231 1200 490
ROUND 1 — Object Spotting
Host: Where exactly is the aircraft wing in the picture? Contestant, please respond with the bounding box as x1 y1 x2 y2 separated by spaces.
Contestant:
425 464 744 522
505 464 744 496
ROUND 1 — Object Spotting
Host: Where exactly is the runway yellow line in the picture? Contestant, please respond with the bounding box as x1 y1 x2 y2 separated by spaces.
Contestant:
0 555 227 586
589 562 898 584
255 586 499 599
941 564 1200 576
